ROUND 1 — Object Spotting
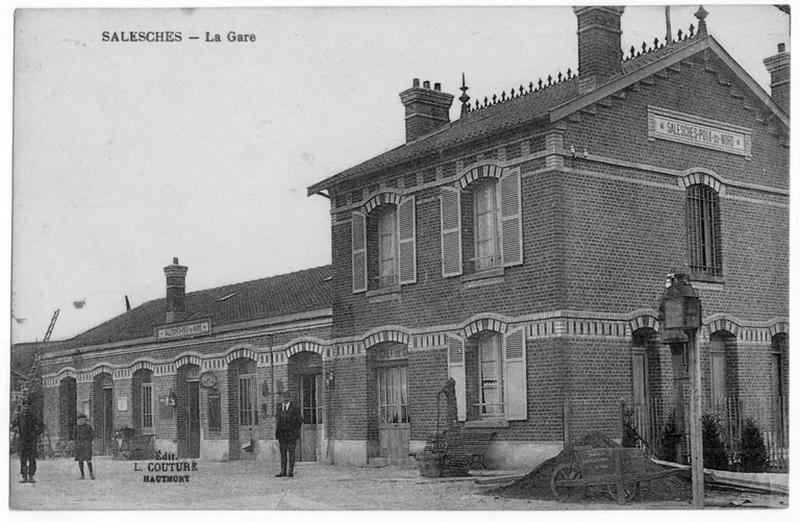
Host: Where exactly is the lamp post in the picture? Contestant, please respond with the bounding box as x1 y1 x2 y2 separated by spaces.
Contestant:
659 271 704 508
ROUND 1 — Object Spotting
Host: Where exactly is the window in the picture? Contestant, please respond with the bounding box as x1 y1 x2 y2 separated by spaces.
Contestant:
686 184 722 277
440 166 522 278
377 366 408 424
447 328 527 422
478 333 503 417
377 207 398 287
239 372 257 426
141 382 153 430
472 180 501 271
352 195 416 293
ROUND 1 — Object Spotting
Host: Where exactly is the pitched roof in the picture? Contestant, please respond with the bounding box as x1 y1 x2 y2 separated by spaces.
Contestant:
57 265 332 349
309 33 787 195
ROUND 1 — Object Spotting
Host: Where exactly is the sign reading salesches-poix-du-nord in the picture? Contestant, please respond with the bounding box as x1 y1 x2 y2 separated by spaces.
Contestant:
647 106 752 159
155 319 211 341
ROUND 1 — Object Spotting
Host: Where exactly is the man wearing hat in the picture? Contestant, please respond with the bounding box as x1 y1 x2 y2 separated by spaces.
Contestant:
274 390 303 477
10 399 45 483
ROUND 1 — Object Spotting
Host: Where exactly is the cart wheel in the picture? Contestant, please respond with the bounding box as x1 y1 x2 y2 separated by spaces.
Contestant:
551 463 586 501
606 480 638 503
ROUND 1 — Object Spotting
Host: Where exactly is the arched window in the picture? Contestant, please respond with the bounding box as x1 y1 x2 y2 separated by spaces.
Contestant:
472 179 501 271
686 184 722 277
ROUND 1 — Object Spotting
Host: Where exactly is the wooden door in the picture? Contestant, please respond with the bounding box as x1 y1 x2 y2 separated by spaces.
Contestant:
102 387 113 455
377 366 410 463
298 373 320 461
632 352 649 439
186 381 200 458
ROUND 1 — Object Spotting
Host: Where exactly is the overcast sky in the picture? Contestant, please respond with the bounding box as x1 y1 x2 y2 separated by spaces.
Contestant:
8 4 791 343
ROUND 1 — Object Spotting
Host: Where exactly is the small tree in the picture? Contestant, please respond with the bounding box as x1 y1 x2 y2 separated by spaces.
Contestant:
738 417 768 472
702 413 729 470
658 411 679 462
621 407 638 448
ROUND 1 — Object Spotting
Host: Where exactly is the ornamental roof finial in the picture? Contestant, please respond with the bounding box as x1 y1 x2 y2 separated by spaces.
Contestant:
695 5 709 37
459 73 470 116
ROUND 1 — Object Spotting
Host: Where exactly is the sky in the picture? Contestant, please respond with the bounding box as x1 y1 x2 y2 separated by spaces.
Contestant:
6 3 792 344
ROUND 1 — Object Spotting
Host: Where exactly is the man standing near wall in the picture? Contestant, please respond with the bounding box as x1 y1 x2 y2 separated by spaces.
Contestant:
10 398 46 483
275 390 303 477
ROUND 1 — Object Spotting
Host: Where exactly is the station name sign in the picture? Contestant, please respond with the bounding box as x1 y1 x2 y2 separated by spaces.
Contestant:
648 106 752 159
156 319 211 341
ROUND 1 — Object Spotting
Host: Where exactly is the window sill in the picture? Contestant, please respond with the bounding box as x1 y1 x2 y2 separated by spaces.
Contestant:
366 285 401 303
690 273 724 284
461 268 504 288
464 419 509 429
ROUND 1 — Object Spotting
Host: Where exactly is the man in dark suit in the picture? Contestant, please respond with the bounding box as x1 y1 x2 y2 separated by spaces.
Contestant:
11 399 46 483
275 390 303 477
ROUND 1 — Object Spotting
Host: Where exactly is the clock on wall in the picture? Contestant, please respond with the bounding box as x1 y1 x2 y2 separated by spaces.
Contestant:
199 371 218 388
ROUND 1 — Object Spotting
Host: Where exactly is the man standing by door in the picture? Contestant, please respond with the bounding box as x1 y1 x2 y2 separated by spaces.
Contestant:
275 390 303 477
11 399 46 483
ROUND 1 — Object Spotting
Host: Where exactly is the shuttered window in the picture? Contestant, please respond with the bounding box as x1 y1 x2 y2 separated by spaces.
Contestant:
397 196 417 284
686 184 722 277
500 169 523 267
503 328 527 420
352 211 367 293
441 188 463 277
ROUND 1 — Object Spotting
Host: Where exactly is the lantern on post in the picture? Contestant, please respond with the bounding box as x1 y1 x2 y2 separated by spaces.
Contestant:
659 270 704 509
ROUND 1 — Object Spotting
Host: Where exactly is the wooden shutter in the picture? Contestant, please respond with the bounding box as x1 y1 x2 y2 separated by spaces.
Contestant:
398 196 417 285
500 168 523 267
351 211 367 293
440 188 462 277
447 335 467 421
503 328 527 420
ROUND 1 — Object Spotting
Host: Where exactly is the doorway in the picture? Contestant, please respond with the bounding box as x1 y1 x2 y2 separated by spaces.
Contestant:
376 365 410 463
177 364 201 459
93 373 114 455
297 373 322 461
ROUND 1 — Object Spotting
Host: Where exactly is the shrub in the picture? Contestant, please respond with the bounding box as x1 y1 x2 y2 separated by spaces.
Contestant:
621 408 638 448
702 413 729 470
657 411 679 463
738 417 768 472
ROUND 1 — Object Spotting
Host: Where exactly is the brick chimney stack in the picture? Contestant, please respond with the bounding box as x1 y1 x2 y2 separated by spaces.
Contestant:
764 43 790 114
573 6 625 93
164 257 188 323
399 78 454 142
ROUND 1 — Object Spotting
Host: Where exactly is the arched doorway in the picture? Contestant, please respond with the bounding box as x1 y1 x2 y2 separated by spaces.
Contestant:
367 342 409 463
288 351 323 462
58 377 77 445
176 364 201 458
227 358 258 460
92 372 114 455
631 328 664 447
771 333 788 445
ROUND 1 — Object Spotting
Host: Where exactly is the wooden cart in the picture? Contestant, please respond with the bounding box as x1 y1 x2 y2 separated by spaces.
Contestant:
550 446 684 504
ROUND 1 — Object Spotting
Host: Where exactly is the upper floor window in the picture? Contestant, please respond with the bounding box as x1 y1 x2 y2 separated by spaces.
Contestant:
351 195 416 293
473 180 501 271
686 183 722 278
441 166 522 278
377 206 399 287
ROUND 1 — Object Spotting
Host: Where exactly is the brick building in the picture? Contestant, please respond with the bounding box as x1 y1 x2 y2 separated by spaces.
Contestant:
33 6 788 469
307 6 789 468
38 261 333 462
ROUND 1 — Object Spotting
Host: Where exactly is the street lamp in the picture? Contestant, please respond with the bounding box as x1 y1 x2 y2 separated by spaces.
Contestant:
659 271 704 509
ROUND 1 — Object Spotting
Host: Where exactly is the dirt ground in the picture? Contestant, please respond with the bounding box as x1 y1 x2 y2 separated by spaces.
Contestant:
8 456 788 511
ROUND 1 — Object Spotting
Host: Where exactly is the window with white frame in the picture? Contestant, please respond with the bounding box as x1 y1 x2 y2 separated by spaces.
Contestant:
377 207 399 287
477 333 503 417
472 180 501 271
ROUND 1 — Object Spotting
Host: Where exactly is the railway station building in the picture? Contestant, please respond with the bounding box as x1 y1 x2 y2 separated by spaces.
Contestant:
37 6 788 469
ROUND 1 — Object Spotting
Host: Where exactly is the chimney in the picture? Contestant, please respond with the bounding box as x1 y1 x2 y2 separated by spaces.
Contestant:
573 6 625 93
163 257 188 323
399 78 454 142
764 43 790 114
